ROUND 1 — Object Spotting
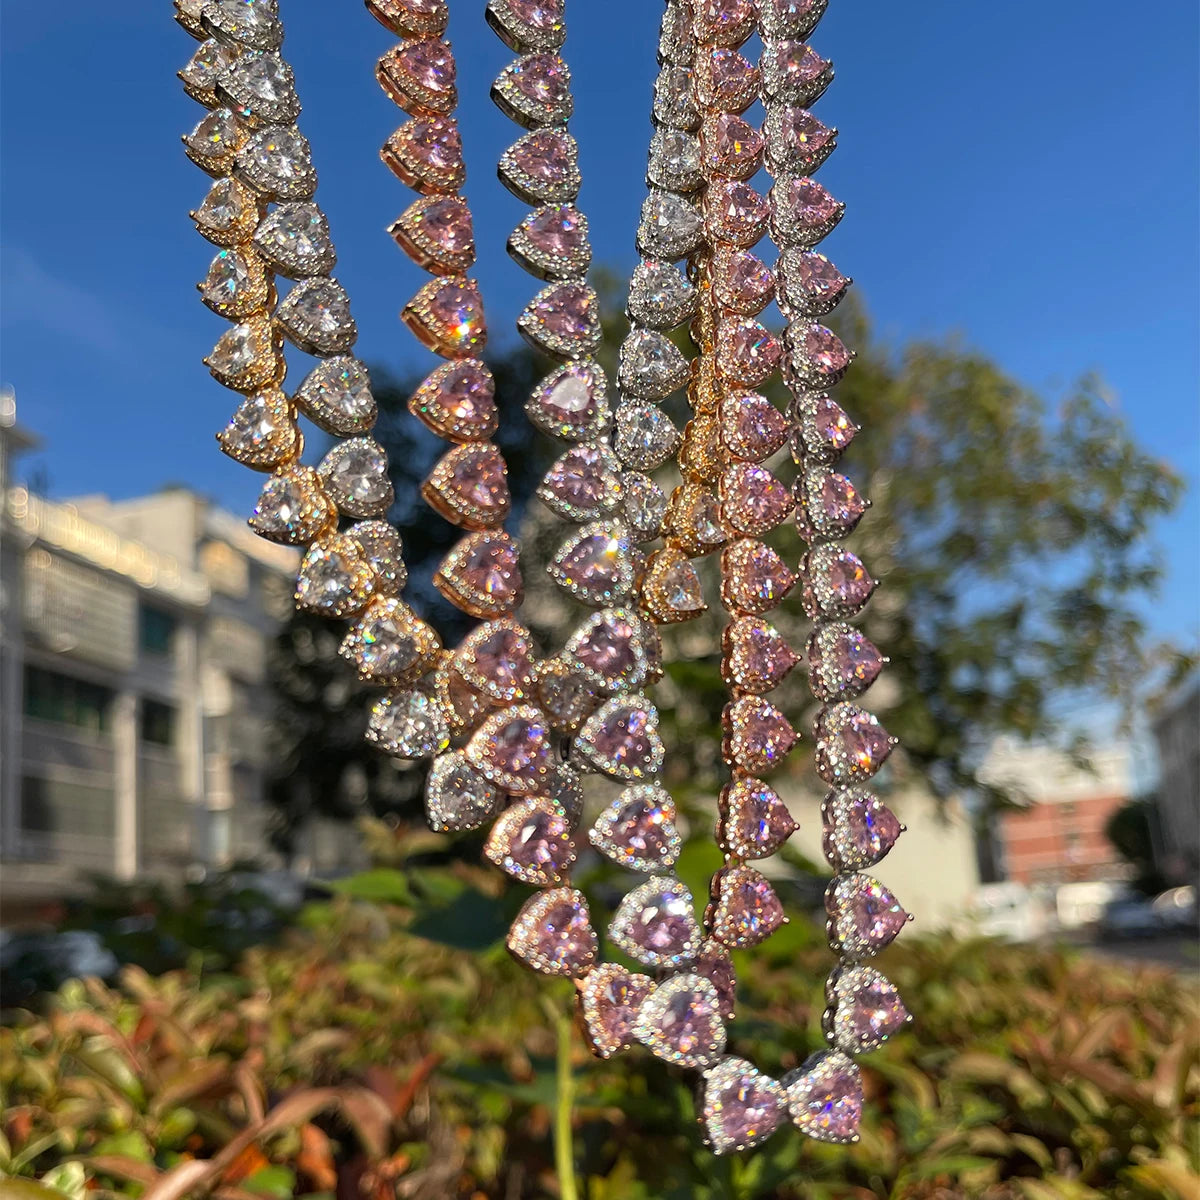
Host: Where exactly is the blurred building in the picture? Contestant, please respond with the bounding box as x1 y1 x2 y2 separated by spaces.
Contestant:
980 738 1133 886
0 397 301 902
1151 677 1200 885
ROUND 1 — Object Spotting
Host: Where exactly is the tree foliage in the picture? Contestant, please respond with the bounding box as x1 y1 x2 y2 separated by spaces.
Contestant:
262 291 1188 844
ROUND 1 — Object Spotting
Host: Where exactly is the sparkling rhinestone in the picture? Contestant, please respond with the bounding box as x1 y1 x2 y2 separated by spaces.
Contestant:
340 597 439 685
518 281 601 359
295 534 374 618
722 616 800 694
509 204 590 279
485 797 577 886
709 865 786 949
425 750 501 832
367 690 448 759
814 703 896 785
588 784 681 873
235 125 316 201
646 128 703 193
770 176 844 248
618 329 688 401
826 873 909 958
254 202 336 279
537 445 623 522
718 777 798 859
627 260 697 329
623 472 668 541
317 437 394 518
498 128 581 203
492 52 572 126
609 876 702 968
700 1057 786 1155
507 887 597 977
633 974 726 1069
293 357 376 436
721 539 796 614
277 278 357 355
822 788 904 871
423 443 511 529
723 696 798 774
574 695 664 781
766 105 837 175
249 464 334 545
615 404 680 469
637 190 704 261
465 704 554 794
548 521 634 605
825 963 910 1054
434 530 522 617
390 195 475 274
525 361 609 441
782 1050 862 1144
217 50 300 123
409 359 497 442
579 964 653 1059
403 277 487 357
803 545 876 619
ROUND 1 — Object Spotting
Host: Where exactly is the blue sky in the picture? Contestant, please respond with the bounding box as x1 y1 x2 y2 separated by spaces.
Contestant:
2 0 1197 645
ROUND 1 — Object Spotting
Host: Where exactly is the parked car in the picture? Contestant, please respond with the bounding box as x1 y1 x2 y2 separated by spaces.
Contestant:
1152 885 1198 932
1099 895 1162 940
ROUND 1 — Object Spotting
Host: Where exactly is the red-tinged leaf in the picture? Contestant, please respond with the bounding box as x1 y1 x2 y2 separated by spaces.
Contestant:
296 1123 337 1192
141 1159 214 1200
81 1155 159 1185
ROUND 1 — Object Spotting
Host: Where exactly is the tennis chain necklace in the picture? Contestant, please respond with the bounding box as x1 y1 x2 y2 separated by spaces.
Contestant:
175 0 911 1153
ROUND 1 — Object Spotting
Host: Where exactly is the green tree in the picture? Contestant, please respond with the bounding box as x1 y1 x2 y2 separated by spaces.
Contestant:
262 293 1189 848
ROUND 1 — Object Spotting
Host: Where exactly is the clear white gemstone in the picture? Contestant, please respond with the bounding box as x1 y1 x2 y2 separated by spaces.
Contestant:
426 750 502 832
236 125 315 200
368 692 449 760
179 39 238 92
652 64 698 128
647 128 703 192
219 50 299 122
201 247 254 308
346 520 406 593
318 437 393 517
615 404 680 469
623 472 667 540
254 202 335 278
627 260 697 329
277 277 356 354
293 357 376 435
617 329 688 401
636 190 703 261
185 107 241 161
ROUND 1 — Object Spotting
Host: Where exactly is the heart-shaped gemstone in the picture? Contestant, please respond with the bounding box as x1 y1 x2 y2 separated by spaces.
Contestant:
382 114 465 193
709 865 787 949
718 778 798 859
700 1056 787 1154
825 873 909 958
720 540 797 614
765 105 837 175
217 51 300 125
722 617 800 693
716 318 781 386
696 46 760 112
782 1049 862 1144
453 618 535 703
249 464 335 545
183 107 246 176
217 389 299 469
641 547 707 625
277 277 357 356
484 797 577 886
778 247 850 317
434 530 522 617
235 124 316 200
293 356 376 436
205 315 282 392
617 330 689 401
824 963 910 1054
769 175 844 249
786 321 853 388
295 534 375 618
347 520 407 595
498 128 581 203
637 189 704 261
723 697 798 774
408 359 497 443
802 545 876 619
821 787 903 871
704 181 770 249
761 0 828 39
548 522 635 606
624 473 669 542
517 281 601 359
608 876 702 968
574 695 664 781
626 260 697 330
465 704 554 794
507 887 597 977
711 248 775 315
191 176 260 247
614 404 680 470
534 657 598 734
402 276 487 357
793 394 859 463
253 201 337 279
814 702 895 785
665 484 726 557
201 0 283 50
695 0 757 44
588 784 681 873
720 463 793 537
537 445 623 523
719 392 789 461
317 437 394 519
700 113 763 180
179 38 240 108
486 0 566 51
565 608 648 692
376 36 457 114
509 204 591 279
633 973 726 1069
340 596 440 685
796 465 869 542
807 622 884 701
366 690 449 759
492 52 573 125
424 750 502 833
367 0 449 37
578 963 653 1059
389 195 475 274
526 361 610 442
198 246 270 319
422 443 511 529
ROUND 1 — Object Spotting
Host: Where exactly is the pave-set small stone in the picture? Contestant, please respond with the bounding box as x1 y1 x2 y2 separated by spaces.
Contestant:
180 0 913 1156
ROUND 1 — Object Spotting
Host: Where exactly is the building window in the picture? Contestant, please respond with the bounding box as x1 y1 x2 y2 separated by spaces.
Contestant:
139 605 176 656
23 666 112 733
140 699 176 747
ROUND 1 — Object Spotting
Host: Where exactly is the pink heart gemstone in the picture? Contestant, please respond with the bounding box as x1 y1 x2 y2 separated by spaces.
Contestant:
436 530 522 615
404 195 474 261
411 277 486 354
520 204 587 260
589 785 679 872
550 526 632 604
792 323 851 379
466 705 553 793
776 176 840 232
721 463 793 536
634 975 726 1068
409 359 496 442
724 696 798 774
822 788 902 869
815 703 895 784
710 865 786 949
506 0 563 30
706 47 759 107
579 963 652 1058
702 113 763 176
784 1050 862 1144
706 180 770 246
540 446 618 514
485 797 576 886
569 610 642 684
811 396 857 451
815 470 867 529
830 965 910 1051
527 281 598 343
460 622 533 698
577 698 663 780
788 250 848 305
529 362 607 438
807 548 875 611
721 540 797 614
507 128 576 184
717 319 781 386
826 873 909 955
609 877 701 967
506 52 569 106
702 1058 786 1153
698 0 755 38
719 777 798 859
388 36 455 97
403 114 462 172
713 250 776 314
720 392 789 462
809 624 883 699
507 887 597 977
722 616 800 693
427 444 509 524
773 106 835 162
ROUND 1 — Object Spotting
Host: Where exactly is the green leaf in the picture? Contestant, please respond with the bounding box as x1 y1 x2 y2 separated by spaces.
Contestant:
327 869 415 905
242 1166 296 1199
